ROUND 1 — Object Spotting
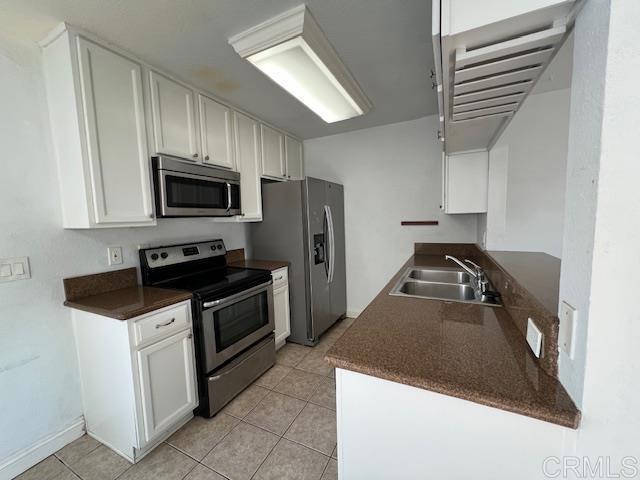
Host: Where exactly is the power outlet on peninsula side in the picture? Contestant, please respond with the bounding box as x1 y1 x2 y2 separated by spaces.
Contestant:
559 301 577 359
526 318 543 358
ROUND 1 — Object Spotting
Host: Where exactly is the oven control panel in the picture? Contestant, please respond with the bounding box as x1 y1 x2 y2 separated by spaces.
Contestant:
142 240 226 268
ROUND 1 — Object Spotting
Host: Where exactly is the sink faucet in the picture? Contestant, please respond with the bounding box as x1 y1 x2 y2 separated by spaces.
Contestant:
444 255 489 293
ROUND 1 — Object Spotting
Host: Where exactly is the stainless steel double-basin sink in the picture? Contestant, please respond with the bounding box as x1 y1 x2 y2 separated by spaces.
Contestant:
389 267 501 306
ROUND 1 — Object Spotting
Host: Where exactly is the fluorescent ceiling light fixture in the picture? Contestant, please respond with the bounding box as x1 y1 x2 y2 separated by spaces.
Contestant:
229 5 371 123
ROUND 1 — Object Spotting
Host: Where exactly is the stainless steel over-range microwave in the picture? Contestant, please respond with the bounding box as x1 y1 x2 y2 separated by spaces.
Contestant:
152 155 241 217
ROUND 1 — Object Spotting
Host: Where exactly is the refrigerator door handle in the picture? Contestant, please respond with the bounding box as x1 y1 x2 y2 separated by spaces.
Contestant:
323 205 330 281
326 205 336 283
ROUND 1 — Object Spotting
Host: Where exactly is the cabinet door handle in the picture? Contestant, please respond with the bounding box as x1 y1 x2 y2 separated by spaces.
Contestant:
205 155 210 160
193 153 199 158
275 276 283 281
155 318 175 329
187 333 193 339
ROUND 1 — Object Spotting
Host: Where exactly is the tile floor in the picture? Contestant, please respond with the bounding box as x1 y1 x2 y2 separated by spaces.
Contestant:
15 318 354 480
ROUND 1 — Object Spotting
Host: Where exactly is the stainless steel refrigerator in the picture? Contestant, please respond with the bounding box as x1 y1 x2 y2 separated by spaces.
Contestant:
250 177 346 346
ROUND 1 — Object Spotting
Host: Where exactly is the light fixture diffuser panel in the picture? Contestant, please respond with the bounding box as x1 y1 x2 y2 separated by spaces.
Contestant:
229 5 371 123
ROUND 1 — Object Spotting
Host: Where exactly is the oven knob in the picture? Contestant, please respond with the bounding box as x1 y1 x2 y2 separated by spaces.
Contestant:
211 245 216 251
160 252 168 259
217 245 223 250
150 253 159 261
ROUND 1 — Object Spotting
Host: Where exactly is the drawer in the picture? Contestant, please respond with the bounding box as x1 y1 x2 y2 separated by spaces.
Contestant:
133 302 190 346
272 267 288 289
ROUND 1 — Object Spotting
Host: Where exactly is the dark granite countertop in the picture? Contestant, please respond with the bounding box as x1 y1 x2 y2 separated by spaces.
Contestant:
325 254 580 429
230 259 290 272
63 267 192 320
64 286 192 320
485 250 561 314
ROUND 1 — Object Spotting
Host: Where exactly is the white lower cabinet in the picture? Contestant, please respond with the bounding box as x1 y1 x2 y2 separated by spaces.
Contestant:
71 301 197 462
272 267 291 349
136 329 197 444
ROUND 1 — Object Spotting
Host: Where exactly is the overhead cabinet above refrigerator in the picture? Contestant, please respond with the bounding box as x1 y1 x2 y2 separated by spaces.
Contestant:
432 0 583 154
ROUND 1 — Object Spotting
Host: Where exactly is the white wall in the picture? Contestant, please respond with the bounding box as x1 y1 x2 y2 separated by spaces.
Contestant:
556 0 609 407
575 0 640 464
304 116 478 315
479 88 571 258
0 40 248 467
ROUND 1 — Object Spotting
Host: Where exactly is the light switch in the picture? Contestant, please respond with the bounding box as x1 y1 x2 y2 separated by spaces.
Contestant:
0 257 30 282
526 318 543 358
559 301 577 359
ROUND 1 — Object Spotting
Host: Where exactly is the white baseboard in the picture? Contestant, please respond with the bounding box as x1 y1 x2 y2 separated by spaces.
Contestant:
346 309 362 319
0 418 85 480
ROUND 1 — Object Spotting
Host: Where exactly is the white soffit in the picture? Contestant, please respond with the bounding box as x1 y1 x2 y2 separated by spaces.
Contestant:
228 5 372 123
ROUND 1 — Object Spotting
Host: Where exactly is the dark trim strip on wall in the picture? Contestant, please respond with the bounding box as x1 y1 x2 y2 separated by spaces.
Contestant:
400 221 439 226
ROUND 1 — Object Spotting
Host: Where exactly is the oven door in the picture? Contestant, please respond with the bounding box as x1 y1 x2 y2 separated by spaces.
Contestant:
156 169 240 217
200 281 275 373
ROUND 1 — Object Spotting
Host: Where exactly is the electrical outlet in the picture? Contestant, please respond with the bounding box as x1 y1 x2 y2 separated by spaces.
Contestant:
108 247 123 266
559 301 577 359
526 318 543 358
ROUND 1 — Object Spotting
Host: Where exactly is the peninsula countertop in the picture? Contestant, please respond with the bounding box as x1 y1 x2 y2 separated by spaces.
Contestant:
325 254 580 429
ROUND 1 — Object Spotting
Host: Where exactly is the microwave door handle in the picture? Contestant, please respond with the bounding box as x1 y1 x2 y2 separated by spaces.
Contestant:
226 182 232 211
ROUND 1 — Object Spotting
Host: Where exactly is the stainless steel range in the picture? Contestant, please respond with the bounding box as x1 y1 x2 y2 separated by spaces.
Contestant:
139 239 275 417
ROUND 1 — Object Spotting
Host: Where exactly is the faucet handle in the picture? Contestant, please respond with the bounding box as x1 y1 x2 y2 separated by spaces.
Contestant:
464 259 482 270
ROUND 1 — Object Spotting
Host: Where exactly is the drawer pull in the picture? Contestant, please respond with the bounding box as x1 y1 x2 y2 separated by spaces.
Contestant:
155 318 175 329
275 276 284 281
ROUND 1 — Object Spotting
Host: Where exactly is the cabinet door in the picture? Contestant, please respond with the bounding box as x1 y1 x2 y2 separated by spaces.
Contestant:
273 284 291 348
234 112 263 221
149 71 199 160
135 329 197 445
199 94 235 170
261 124 285 179
285 136 304 180
76 37 154 225
444 150 488 214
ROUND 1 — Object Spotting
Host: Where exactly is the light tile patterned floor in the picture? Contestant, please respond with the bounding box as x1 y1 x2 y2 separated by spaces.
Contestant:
15 318 353 480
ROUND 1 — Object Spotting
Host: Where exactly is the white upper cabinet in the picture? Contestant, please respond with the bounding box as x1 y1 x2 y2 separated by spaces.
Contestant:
199 94 236 170
441 150 488 214
149 71 199 161
261 124 285 179
42 23 302 228
284 136 304 180
234 112 263 221
434 0 579 154
42 29 155 228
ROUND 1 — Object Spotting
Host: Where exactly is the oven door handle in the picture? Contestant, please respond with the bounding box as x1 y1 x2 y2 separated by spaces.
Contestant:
202 280 272 309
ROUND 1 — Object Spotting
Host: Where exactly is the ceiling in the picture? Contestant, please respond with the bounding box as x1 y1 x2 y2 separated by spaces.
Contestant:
0 0 437 139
